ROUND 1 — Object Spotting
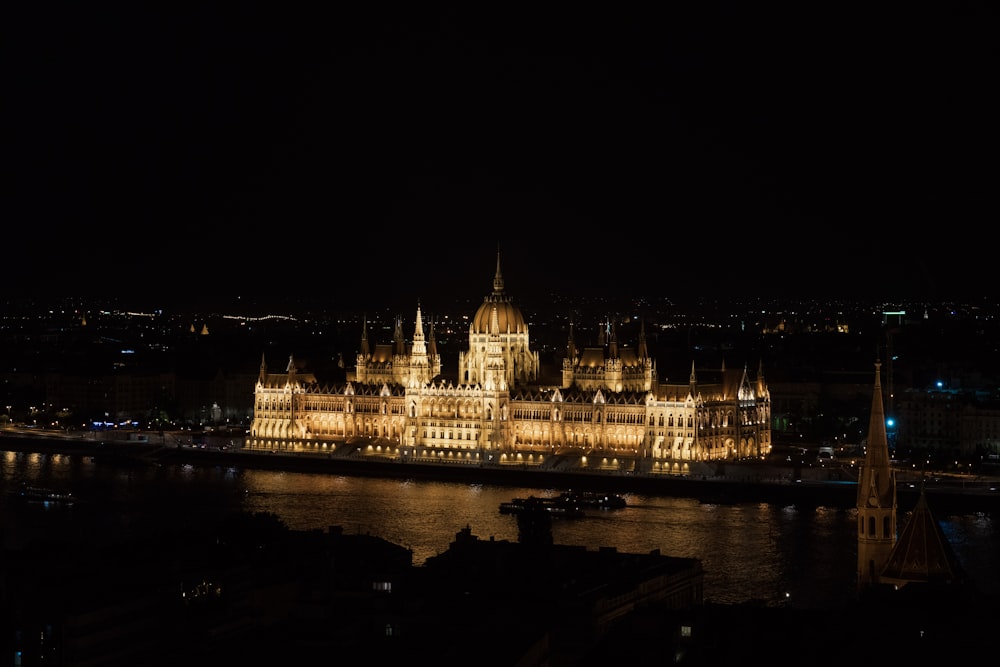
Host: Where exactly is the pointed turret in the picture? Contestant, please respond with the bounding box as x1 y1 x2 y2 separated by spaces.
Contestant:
393 315 406 356
426 313 442 379
566 318 577 362
427 316 438 359
562 317 579 389
360 314 371 359
737 364 754 402
412 301 427 355
637 318 648 360
408 301 431 386
258 352 267 384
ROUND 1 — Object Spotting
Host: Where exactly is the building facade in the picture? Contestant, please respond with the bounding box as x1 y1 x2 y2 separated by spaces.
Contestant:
247 253 772 474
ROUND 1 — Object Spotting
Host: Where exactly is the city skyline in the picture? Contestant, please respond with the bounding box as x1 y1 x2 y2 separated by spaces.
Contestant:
9 6 996 305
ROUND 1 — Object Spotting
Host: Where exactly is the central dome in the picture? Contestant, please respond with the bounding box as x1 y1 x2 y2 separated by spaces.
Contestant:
472 295 526 334
471 250 527 334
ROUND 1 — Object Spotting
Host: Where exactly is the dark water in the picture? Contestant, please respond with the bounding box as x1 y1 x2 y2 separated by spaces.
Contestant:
3 449 998 609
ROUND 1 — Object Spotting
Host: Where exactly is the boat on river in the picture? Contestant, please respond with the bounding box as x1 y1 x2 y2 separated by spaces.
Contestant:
499 495 586 518
558 490 627 510
9 484 76 507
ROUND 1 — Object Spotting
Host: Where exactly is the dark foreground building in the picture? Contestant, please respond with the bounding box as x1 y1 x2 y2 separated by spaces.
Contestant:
2 510 704 666
5 504 993 667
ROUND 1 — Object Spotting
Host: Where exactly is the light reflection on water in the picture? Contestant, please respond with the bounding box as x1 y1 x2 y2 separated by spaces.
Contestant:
3 450 998 608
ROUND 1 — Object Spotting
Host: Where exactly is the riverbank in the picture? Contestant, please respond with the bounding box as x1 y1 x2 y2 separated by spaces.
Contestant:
3 433 998 515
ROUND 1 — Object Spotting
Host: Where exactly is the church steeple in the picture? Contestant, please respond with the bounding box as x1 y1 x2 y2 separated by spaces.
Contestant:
857 360 897 593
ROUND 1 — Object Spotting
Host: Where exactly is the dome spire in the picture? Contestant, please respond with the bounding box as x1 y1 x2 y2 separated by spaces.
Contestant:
493 243 505 295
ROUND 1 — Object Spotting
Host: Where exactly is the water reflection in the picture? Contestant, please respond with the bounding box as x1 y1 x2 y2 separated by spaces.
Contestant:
3 452 997 609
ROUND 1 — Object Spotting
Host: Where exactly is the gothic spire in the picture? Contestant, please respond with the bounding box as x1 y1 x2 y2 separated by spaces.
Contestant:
863 361 891 471
414 300 425 339
394 315 406 356
427 316 438 358
566 317 577 362
360 314 371 359
411 301 427 354
637 318 648 360
857 359 898 592
493 244 505 295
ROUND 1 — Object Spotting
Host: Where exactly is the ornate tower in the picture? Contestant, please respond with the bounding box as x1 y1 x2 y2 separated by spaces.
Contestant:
857 360 897 592
406 302 440 387
561 318 578 389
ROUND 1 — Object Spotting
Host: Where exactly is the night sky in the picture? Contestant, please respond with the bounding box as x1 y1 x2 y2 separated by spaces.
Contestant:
8 5 997 309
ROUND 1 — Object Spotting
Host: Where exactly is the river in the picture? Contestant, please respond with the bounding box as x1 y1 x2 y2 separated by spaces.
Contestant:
3 448 998 609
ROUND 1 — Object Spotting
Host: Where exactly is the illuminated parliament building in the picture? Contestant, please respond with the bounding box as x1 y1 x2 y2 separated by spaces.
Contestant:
248 253 772 474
